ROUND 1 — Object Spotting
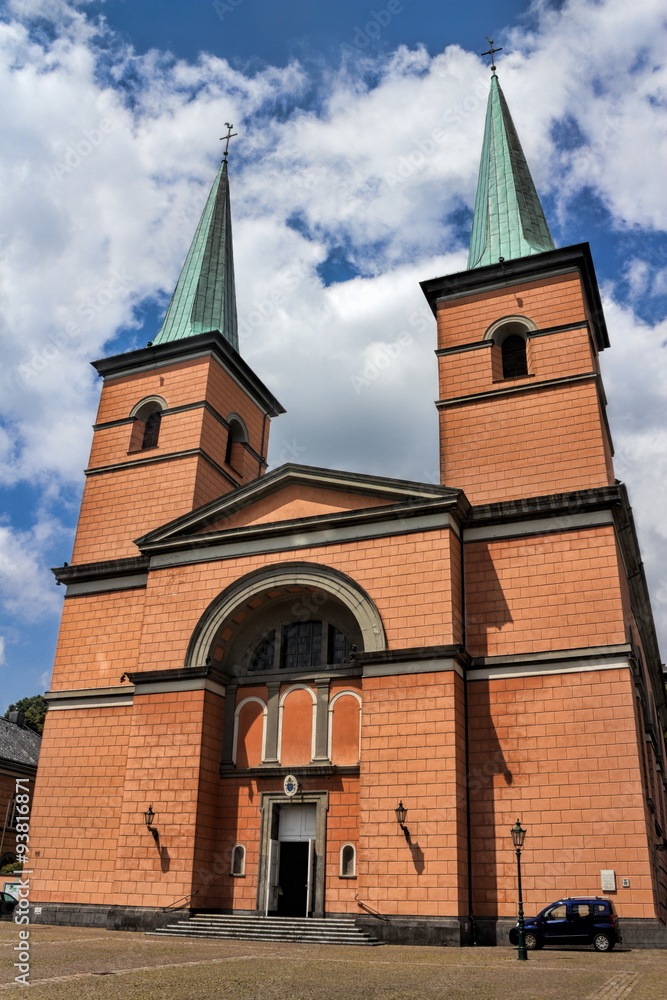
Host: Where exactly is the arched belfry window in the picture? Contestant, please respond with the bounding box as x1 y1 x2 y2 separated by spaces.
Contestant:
484 316 536 382
501 334 528 378
142 409 161 449
225 414 248 470
129 396 167 452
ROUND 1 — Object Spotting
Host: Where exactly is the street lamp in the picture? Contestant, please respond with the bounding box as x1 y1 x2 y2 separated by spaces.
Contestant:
511 818 527 961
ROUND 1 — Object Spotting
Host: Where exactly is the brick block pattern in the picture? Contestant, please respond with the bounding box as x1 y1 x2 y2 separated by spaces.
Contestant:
132 528 460 674
110 689 211 909
357 671 468 917
72 352 273 564
50 590 145 691
436 273 589 352
465 526 626 657
438 325 598 401
467 667 656 920
192 689 228 909
435 271 614 503
28 706 131 904
439 381 613 503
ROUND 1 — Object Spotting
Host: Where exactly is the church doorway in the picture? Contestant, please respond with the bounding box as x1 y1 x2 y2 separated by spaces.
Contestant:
259 793 327 918
270 804 316 917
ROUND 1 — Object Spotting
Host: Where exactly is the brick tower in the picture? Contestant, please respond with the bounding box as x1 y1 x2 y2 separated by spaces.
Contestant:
419 68 667 943
72 154 284 565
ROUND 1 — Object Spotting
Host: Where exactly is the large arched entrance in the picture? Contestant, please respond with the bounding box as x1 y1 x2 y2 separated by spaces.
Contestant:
186 562 385 917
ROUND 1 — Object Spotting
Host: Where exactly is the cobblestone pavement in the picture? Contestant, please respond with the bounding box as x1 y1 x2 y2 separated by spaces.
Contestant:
1 923 667 999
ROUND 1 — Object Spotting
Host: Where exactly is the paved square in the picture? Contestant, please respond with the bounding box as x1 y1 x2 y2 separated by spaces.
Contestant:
1 924 667 999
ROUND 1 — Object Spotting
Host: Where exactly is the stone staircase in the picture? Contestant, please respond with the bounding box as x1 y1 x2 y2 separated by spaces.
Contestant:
148 913 383 946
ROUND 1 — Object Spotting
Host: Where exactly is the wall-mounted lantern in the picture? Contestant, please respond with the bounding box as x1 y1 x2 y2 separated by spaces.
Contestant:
144 805 159 843
395 801 410 842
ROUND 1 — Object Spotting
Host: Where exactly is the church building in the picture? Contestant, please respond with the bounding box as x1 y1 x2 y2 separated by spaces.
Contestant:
28 67 667 947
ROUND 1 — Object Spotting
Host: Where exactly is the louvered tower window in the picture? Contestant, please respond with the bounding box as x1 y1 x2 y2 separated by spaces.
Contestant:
501 334 528 378
142 410 162 449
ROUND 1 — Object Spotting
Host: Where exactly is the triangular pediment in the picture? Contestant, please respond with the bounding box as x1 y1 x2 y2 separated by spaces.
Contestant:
135 463 462 554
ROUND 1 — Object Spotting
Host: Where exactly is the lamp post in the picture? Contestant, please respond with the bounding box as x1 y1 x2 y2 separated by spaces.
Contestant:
511 818 527 961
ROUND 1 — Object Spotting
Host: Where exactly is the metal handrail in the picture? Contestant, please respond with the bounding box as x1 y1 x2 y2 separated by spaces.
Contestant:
354 893 390 922
160 889 199 912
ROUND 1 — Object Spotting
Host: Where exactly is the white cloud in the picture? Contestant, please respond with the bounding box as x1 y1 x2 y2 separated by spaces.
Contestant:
0 0 665 671
0 518 64 622
600 295 667 646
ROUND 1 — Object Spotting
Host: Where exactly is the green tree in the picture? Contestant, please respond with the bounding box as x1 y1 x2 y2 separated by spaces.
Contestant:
4 694 47 735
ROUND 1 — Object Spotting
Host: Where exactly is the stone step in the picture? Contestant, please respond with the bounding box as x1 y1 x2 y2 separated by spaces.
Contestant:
148 914 382 946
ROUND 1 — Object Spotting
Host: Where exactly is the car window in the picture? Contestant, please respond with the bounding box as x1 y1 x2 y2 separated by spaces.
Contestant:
571 903 592 918
545 904 566 921
591 903 608 916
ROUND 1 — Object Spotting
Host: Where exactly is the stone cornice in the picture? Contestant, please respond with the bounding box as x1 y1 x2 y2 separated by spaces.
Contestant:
420 243 610 352
91 330 285 418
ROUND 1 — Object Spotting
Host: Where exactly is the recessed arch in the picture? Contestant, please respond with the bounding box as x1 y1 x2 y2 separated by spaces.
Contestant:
225 413 248 469
483 315 538 343
231 843 246 876
278 684 317 765
129 395 168 451
129 395 168 419
232 696 267 766
484 315 536 379
328 690 362 764
185 562 386 674
339 843 356 877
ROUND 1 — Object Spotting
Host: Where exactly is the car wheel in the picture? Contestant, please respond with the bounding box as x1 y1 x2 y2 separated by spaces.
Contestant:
524 932 542 950
593 933 614 952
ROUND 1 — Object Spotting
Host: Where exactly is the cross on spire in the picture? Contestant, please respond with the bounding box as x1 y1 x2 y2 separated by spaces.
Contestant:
220 122 238 160
481 37 503 75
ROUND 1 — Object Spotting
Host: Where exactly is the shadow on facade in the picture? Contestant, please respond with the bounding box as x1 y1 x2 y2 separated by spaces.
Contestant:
465 545 514 944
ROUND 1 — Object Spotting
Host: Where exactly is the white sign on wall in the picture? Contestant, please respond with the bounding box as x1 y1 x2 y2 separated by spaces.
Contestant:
600 869 616 892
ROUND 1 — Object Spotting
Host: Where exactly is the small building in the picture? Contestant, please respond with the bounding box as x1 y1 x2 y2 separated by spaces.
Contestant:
27 70 667 946
0 713 40 872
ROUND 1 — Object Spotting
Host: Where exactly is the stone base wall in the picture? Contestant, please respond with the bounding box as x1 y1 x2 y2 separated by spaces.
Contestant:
355 915 472 947
27 904 667 948
29 903 191 932
475 916 667 949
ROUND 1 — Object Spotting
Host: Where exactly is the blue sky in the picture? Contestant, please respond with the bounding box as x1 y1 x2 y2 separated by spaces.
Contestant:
0 0 666 711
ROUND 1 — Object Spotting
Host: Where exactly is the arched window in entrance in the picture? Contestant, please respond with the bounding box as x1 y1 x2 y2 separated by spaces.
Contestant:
249 620 355 673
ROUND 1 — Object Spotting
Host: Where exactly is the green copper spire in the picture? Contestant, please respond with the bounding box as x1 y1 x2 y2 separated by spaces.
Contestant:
153 154 238 350
468 74 555 270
